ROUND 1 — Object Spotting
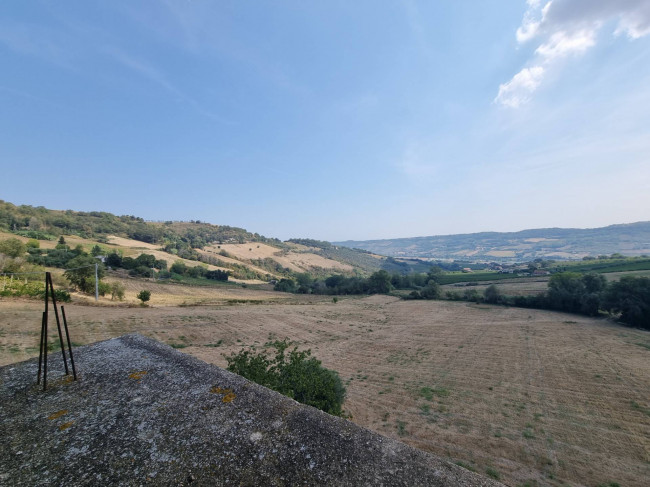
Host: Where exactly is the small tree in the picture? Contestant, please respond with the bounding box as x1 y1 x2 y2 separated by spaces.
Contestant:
137 290 151 305
420 280 441 299
0 238 26 258
64 255 105 294
483 284 502 304
368 270 392 294
111 282 125 301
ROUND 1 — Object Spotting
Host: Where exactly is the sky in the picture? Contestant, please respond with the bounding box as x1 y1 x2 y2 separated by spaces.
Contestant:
1 1 649 241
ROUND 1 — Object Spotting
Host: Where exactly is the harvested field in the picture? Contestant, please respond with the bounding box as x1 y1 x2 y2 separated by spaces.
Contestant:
1 296 649 486
442 278 550 297
208 243 353 273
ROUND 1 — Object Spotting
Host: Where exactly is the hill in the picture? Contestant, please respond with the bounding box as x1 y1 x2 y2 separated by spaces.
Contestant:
0 200 424 282
334 222 650 262
0 334 499 486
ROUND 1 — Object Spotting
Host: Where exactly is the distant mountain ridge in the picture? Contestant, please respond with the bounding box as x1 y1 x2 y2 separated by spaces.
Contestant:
334 222 650 262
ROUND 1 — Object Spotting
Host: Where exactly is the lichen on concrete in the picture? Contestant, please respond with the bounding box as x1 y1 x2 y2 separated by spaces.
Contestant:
0 334 502 486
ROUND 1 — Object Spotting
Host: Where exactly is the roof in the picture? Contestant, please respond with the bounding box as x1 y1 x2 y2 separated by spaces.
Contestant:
0 334 501 486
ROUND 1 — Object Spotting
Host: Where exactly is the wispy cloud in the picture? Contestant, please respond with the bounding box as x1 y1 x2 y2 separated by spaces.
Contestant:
496 0 650 107
106 48 234 125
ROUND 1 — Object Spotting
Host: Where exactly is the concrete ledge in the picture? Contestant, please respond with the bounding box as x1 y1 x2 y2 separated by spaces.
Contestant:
0 334 501 486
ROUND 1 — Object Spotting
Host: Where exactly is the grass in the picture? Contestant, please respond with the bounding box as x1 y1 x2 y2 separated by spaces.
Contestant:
630 401 650 417
454 461 476 472
485 467 501 480
419 386 450 401
523 428 535 439
420 387 434 401
396 420 407 436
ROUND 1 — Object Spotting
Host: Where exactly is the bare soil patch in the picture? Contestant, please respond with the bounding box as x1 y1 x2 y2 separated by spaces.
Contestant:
1 296 648 486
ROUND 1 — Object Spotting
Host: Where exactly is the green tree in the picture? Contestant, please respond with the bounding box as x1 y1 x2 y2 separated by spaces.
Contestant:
427 265 444 283
420 280 441 299
226 339 346 416
274 278 297 293
91 245 104 257
64 256 105 293
0 238 26 258
135 253 156 268
604 276 650 329
368 270 392 294
137 289 151 304
170 260 188 275
547 272 604 316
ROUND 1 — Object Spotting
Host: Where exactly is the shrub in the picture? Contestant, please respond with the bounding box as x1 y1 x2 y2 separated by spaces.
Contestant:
483 284 503 304
226 339 346 416
110 282 125 301
137 290 151 304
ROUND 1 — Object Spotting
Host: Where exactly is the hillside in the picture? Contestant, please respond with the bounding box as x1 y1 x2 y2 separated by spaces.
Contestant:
0 200 426 282
334 222 650 262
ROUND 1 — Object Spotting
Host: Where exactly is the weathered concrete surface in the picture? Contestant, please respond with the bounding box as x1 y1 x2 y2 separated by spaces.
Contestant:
0 334 502 486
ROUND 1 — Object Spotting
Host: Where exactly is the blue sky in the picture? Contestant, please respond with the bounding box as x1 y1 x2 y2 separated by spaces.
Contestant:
1 1 649 241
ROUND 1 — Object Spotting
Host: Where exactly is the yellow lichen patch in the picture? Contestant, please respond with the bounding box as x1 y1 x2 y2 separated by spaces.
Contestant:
58 421 74 431
129 371 148 380
209 385 236 403
48 410 68 420
210 386 232 395
222 393 236 403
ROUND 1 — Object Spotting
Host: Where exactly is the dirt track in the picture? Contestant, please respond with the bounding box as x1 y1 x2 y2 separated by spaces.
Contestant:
1 295 649 486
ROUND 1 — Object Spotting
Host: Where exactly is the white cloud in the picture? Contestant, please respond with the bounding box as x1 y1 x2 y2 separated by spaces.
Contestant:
497 0 650 107
495 66 545 108
535 28 596 59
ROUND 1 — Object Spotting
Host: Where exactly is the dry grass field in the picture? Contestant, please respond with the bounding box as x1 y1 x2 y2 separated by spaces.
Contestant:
206 242 353 273
1 294 649 487
442 278 551 297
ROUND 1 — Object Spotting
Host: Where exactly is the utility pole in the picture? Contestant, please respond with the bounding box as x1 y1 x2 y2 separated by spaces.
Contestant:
95 263 99 302
151 267 155 281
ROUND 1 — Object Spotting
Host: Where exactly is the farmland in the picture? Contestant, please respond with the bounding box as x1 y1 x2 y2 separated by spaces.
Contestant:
1 294 648 486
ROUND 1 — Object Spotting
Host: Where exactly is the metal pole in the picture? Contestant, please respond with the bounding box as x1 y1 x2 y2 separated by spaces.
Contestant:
43 275 49 391
47 273 69 376
61 306 77 380
95 263 99 302
37 312 45 384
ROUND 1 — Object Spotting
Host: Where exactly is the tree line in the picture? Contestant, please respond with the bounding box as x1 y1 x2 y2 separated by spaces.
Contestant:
273 266 649 330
